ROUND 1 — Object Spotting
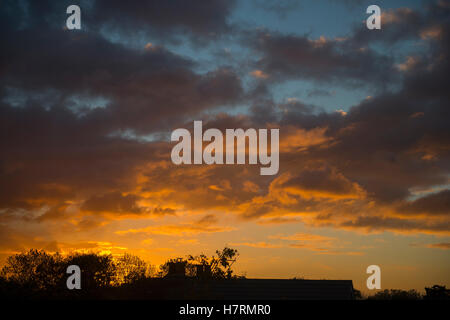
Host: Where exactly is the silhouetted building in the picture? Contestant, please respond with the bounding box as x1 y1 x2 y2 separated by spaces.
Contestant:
167 259 186 278
195 264 212 279
164 261 354 299
204 279 355 300
158 278 355 300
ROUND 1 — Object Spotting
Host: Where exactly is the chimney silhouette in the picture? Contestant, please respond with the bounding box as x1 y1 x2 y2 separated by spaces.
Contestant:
167 259 186 277
196 264 212 279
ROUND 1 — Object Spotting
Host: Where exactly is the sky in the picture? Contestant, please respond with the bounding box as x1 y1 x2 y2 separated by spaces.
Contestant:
0 0 449 293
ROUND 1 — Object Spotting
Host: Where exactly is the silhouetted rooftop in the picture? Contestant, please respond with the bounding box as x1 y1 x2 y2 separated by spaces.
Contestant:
205 279 355 300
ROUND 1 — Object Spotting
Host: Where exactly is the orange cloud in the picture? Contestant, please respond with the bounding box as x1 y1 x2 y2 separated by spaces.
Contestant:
420 26 443 40
250 70 269 79
230 242 283 248
381 8 414 24
396 56 419 72
116 215 234 237
280 126 333 152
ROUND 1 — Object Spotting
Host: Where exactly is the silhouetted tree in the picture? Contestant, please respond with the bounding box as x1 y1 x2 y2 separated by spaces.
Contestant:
115 253 150 285
159 247 241 280
158 258 188 277
353 288 363 300
188 247 240 279
424 285 450 300
369 289 422 300
0 249 65 291
65 252 116 290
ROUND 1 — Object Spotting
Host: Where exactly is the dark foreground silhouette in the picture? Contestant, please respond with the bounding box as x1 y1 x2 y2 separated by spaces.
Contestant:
0 249 448 300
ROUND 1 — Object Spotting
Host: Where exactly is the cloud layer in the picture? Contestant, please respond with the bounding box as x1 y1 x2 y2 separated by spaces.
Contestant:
0 0 449 262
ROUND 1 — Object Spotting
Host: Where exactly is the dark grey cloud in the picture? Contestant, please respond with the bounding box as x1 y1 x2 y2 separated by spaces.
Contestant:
0 28 243 133
0 0 237 43
349 1 450 46
350 7 423 46
398 190 450 217
339 215 450 234
81 192 143 214
243 1 450 89
0 0 449 238
307 89 334 98
253 0 302 18
0 0 244 219
88 0 237 43
281 166 362 196
246 30 396 86
257 9 450 205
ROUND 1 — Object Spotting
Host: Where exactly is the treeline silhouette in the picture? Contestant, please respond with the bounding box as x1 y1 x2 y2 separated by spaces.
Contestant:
0 247 242 299
0 248 448 300
366 287 449 300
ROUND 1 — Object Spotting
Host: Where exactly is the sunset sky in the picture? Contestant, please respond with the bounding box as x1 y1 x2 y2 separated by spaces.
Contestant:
1 0 449 293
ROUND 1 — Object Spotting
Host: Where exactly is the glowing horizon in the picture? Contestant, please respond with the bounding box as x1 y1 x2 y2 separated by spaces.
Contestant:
1 0 449 295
